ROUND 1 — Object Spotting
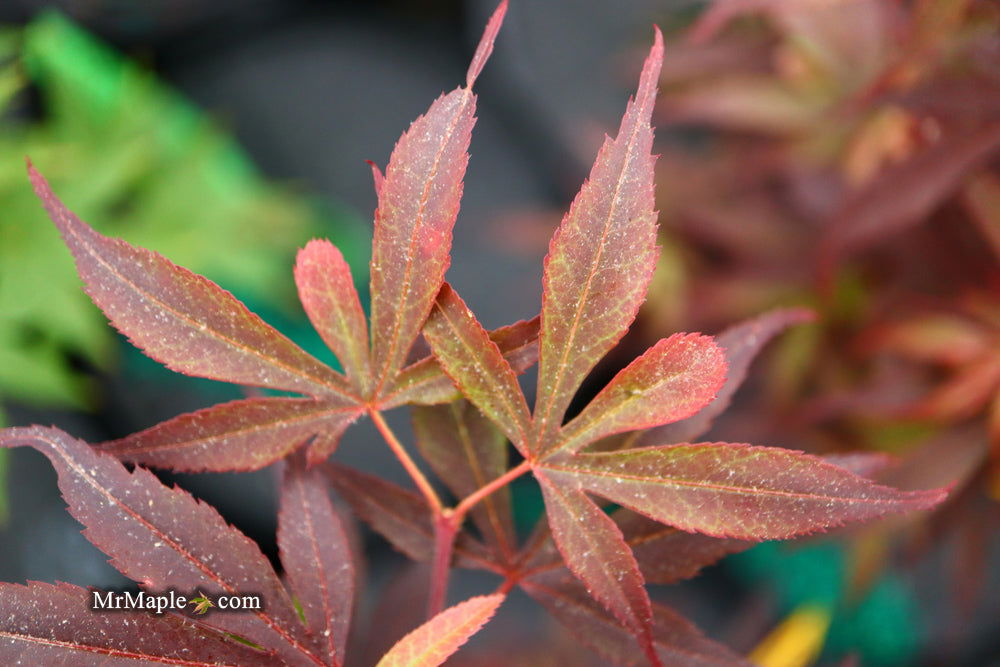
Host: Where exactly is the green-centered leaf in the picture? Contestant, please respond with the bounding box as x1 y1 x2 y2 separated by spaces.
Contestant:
533 28 663 454
96 397 363 472
554 333 726 457
369 2 506 391
375 594 504 667
382 316 538 409
0 427 319 665
278 452 354 667
541 443 947 540
413 401 516 561
535 470 658 666
0 581 273 666
295 239 372 395
28 163 354 401
423 284 531 449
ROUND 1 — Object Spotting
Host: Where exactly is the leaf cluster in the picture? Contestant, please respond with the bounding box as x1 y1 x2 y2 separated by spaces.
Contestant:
0 3 948 665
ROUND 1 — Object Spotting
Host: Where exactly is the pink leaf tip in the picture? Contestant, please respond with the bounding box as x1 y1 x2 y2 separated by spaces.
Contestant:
637 26 664 113
466 0 508 88
367 160 385 198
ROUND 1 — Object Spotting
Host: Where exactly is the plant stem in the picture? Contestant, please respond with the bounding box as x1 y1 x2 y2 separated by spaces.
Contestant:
369 409 442 515
453 460 531 522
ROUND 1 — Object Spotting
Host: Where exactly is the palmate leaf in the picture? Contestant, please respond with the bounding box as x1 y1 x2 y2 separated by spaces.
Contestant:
0 427 320 665
278 452 355 667
416 21 950 663
23 1 527 472
0 581 272 666
375 594 504 667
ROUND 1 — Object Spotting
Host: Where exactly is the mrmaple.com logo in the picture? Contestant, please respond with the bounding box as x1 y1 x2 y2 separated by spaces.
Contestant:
90 590 262 615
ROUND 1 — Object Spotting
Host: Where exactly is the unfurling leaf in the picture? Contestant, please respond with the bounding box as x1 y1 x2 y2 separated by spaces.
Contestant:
0 581 272 666
541 443 947 540
375 594 504 667
0 427 318 665
533 28 664 453
555 333 727 456
278 452 354 667
97 397 363 472
28 163 354 401
423 284 531 449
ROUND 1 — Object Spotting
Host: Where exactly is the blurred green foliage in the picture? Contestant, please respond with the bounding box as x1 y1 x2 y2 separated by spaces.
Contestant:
0 11 366 412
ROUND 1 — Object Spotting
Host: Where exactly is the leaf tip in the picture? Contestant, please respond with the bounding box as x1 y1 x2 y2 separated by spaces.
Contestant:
366 159 385 198
637 26 664 107
466 0 508 88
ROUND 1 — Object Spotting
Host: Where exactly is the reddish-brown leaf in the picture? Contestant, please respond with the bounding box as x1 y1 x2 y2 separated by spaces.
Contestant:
375 593 504 667
278 452 354 667
0 581 272 666
522 572 749 667
412 401 516 561
381 316 539 409
28 163 354 401
423 284 531 449
541 443 947 540
555 333 726 456
324 463 495 572
646 308 815 446
822 121 1000 268
535 471 658 666
295 239 372 395
612 510 750 585
96 397 363 473
533 29 663 453
369 3 506 391
522 509 749 586
0 427 318 665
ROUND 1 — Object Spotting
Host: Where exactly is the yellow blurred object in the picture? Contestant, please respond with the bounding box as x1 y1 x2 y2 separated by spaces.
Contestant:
749 603 832 667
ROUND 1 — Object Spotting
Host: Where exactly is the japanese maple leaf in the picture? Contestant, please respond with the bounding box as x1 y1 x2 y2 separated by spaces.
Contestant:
417 26 947 666
0 427 502 666
23 0 534 474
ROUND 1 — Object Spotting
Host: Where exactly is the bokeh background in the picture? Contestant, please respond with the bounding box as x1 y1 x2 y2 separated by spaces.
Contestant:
1 1 999 665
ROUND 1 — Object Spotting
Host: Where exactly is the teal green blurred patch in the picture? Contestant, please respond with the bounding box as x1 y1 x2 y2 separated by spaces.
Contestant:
730 541 922 665
0 11 367 412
